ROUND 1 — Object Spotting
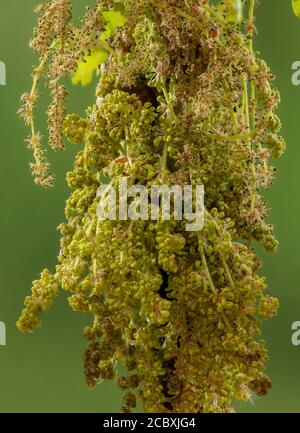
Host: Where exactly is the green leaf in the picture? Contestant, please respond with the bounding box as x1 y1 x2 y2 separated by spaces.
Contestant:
71 7 126 86
292 0 300 18
71 48 109 86
102 10 126 30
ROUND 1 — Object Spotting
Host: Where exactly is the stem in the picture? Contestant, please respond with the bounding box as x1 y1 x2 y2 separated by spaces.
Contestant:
29 40 57 137
247 2 258 215
248 0 268 174
162 86 176 120
248 0 255 53
161 85 176 178
209 129 258 142
204 209 236 291
242 76 250 130
198 240 217 295
93 258 98 277
250 83 256 131
248 0 256 134
30 63 45 137
124 126 133 167
242 74 257 216
199 240 232 330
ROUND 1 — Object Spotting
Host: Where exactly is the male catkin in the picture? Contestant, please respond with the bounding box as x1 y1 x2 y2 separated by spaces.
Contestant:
18 0 285 413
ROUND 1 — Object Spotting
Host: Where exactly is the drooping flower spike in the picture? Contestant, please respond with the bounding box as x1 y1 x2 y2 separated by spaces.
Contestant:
18 0 284 413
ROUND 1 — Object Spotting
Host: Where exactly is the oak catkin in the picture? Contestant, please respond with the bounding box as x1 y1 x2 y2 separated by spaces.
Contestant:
17 0 285 413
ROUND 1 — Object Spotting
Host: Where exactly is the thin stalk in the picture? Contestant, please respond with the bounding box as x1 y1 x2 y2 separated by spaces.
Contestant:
248 0 268 174
242 76 250 130
209 129 258 142
222 259 235 290
124 126 133 168
198 239 232 330
247 1 258 214
248 0 255 53
162 141 168 177
242 75 257 216
29 40 57 136
162 86 176 120
161 86 176 178
198 241 217 295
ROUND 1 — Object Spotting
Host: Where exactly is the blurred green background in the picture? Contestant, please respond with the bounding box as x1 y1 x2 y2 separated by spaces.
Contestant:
0 0 299 413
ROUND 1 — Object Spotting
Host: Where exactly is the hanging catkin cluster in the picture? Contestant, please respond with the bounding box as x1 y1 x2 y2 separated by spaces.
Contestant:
17 0 285 413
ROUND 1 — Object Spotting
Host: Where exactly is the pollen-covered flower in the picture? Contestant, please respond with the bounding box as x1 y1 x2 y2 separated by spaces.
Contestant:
18 0 284 413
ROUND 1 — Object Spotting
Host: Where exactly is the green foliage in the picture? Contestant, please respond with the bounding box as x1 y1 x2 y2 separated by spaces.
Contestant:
72 48 109 86
292 0 300 18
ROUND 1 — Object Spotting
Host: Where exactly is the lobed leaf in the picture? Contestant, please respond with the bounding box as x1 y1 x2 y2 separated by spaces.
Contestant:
71 48 109 86
292 0 300 18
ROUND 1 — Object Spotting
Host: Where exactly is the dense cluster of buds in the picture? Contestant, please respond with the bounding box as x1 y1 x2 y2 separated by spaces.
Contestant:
18 0 285 413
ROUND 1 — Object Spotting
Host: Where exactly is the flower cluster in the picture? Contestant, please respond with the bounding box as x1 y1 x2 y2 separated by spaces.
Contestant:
18 0 285 413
